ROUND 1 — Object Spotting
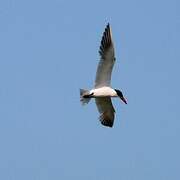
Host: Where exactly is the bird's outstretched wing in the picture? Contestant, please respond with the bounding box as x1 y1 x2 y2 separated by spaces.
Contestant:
95 23 115 88
95 97 115 127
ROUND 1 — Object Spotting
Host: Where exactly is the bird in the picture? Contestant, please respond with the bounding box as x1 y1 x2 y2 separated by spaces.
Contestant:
80 23 127 128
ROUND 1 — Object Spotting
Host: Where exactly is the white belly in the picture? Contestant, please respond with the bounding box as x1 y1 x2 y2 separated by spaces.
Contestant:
90 87 117 97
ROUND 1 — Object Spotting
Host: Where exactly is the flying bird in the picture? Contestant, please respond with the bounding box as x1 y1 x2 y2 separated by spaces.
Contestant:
80 23 127 128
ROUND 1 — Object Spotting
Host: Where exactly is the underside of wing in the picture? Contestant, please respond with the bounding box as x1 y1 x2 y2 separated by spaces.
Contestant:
95 23 115 88
95 97 115 127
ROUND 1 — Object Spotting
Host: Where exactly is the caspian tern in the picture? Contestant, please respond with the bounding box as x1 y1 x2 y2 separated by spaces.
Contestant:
80 23 127 128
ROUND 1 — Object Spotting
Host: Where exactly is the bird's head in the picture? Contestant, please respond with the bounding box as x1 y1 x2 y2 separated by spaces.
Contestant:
114 89 127 104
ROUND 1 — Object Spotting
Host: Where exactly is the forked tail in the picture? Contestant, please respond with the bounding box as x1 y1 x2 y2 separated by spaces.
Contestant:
80 89 91 105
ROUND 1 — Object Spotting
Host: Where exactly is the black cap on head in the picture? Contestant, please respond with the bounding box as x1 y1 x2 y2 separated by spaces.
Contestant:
114 89 127 104
114 89 123 98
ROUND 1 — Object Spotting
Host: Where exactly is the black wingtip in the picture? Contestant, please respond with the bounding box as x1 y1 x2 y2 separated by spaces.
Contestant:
98 23 112 57
106 23 110 30
99 113 114 128
101 119 114 127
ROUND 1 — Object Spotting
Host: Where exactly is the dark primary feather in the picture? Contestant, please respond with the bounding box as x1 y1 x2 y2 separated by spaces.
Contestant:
99 111 115 127
99 24 112 58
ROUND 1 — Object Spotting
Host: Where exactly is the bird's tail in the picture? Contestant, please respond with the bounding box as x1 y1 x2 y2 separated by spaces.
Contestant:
80 89 91 105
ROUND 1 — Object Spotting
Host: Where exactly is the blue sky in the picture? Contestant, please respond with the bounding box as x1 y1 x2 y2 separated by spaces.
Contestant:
0 0 180 179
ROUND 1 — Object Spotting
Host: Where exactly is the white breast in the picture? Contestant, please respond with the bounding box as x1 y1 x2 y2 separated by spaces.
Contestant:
90 87 117 97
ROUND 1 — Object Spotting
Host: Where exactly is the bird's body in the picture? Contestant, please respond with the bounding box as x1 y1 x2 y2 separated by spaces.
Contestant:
80 23 127 127
89 87 118 97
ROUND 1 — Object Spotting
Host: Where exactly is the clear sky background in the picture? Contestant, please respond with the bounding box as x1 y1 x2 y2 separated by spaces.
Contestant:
0 0 180 179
